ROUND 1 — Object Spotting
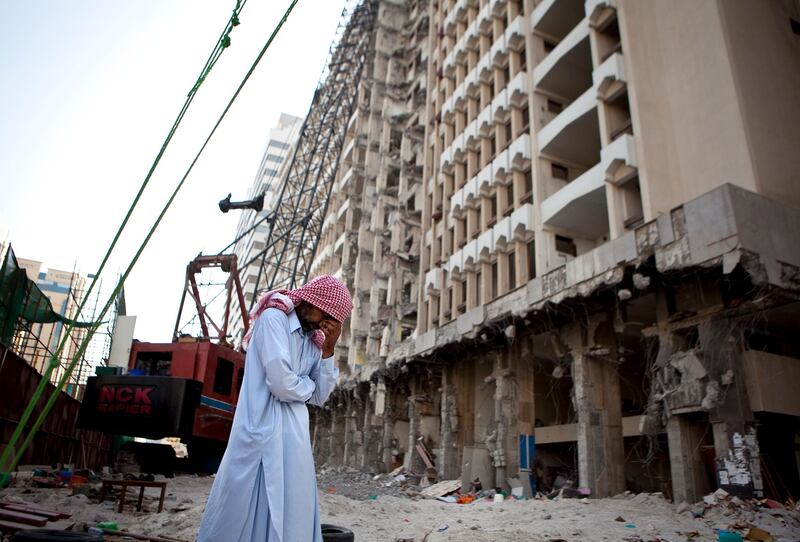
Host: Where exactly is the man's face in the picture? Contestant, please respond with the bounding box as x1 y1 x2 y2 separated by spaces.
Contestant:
295 302 336 333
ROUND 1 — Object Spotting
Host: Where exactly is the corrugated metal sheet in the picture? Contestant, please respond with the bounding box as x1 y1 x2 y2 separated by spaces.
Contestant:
0 344 111 468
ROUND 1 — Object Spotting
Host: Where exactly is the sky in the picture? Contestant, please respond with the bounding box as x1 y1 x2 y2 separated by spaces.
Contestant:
0 0 349 341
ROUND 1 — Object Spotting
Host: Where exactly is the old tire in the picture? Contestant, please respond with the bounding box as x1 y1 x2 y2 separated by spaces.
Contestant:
11 531 103 542
321 524 355 542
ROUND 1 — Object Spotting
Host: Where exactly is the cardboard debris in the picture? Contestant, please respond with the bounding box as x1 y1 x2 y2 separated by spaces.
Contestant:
744 527 773 542
420 479 461 498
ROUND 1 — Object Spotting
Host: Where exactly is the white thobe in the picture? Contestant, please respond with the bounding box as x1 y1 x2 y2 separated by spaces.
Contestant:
198 307 338 542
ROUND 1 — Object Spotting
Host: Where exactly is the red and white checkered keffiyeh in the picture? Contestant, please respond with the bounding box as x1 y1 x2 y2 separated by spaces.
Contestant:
242 275 353 350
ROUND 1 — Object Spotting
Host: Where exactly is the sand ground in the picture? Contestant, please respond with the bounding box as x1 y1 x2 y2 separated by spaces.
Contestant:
1 472 799 541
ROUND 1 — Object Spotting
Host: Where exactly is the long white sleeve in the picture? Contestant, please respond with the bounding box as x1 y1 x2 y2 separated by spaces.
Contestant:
256 311 316 403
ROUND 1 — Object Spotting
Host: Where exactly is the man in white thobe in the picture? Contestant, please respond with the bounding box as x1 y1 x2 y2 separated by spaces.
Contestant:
198 275 353 541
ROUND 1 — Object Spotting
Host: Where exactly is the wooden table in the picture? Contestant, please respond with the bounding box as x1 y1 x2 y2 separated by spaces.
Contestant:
100 479 168 513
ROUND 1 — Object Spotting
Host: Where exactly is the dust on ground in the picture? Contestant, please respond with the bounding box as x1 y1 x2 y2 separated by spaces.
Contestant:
1 468 799 541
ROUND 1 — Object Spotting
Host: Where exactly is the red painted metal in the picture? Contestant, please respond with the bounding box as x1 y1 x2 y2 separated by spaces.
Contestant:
127 341 245 443
172 254 250 343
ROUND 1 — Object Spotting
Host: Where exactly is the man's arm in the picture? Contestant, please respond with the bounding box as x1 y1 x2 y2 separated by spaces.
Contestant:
257 310 316 403
307 354 339 407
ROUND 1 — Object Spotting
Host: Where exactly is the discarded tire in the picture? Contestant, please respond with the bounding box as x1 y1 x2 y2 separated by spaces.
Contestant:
321 524 355 542
11 531 103 542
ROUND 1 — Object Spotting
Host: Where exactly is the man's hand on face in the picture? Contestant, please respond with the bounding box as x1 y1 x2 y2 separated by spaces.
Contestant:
319 319 342 358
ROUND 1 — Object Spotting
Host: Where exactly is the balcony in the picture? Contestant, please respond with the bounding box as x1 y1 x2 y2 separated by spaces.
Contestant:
443 4 485 74
601 133 637 186
532 0 585 41
507 69 529 106
508 133 532 170
593 51 626 101
537 86 600 167
310 244 333 274
510 203 536 240
342 137 355 165
424 267 441 294
585 0 617 28
444 204 536 270
540 161 608 237
448 133 531 218
334 231 347 255
336 198 350 222
533 18 592 102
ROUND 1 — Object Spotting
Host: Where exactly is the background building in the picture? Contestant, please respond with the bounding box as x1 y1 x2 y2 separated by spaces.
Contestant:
230 113 303 342
14 258 90 393
298 0 800 505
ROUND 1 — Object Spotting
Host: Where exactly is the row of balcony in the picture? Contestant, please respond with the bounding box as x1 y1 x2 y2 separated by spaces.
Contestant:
540 132 636 236
447 133 531 218
424 201 534 291
440 70 528 167
441 14 525 119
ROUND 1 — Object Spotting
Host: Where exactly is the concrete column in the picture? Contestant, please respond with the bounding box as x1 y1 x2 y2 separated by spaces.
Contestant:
329 406 345 465
439 368 460 479
360 391 372 469
509 49 522 77
491 354 510 489
497 250 510 294
343 405 357 467
700 319 763 497
405 382 421 471
480 261 492 303
667 415 711 504
381 411 395 471
466 269 478 309
572 347 625 497
514 239 527 285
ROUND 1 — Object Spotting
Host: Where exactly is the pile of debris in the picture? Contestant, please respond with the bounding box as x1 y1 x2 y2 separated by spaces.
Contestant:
316 465 423 500
672 488 800 542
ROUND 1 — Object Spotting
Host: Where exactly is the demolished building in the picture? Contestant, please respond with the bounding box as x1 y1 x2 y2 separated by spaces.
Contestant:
302 0 800 504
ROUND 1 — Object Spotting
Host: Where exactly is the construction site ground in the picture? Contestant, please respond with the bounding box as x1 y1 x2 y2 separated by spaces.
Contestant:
1 469 799 541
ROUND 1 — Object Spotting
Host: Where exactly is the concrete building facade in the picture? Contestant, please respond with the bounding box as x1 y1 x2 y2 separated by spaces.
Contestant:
302 0 800 503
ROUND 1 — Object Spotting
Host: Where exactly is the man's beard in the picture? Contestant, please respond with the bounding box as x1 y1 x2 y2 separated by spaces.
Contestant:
295 305 319 333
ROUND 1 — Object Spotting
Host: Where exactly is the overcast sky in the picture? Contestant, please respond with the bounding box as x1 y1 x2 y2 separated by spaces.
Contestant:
0 0 348 341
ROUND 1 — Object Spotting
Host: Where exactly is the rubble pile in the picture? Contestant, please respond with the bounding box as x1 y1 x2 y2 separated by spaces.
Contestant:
672 488 800 542
316 465 422 500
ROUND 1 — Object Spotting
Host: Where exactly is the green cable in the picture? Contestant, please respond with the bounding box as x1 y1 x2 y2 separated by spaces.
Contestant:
5 0 299 473
0 1 247 473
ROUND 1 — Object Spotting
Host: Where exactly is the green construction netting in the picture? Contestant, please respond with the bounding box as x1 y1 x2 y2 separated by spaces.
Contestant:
0 245 93 346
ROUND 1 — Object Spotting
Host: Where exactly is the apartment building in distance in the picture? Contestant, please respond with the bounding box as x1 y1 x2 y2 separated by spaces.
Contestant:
13 258 89 391
230 113 303 341
304 0 800 504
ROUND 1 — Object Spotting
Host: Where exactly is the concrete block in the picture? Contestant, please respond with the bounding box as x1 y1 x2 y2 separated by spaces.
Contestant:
726 183 800 285
457 306 485 335
657 212 674 245
583 252 598 283
635 221 659 252
683 185 738 264
527 277 543 304
593 241 616 273
416 330 436 354
613 231 638 264
565 258 579 287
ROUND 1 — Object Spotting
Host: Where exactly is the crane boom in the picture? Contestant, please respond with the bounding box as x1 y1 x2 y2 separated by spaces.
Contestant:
242 0 376 301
